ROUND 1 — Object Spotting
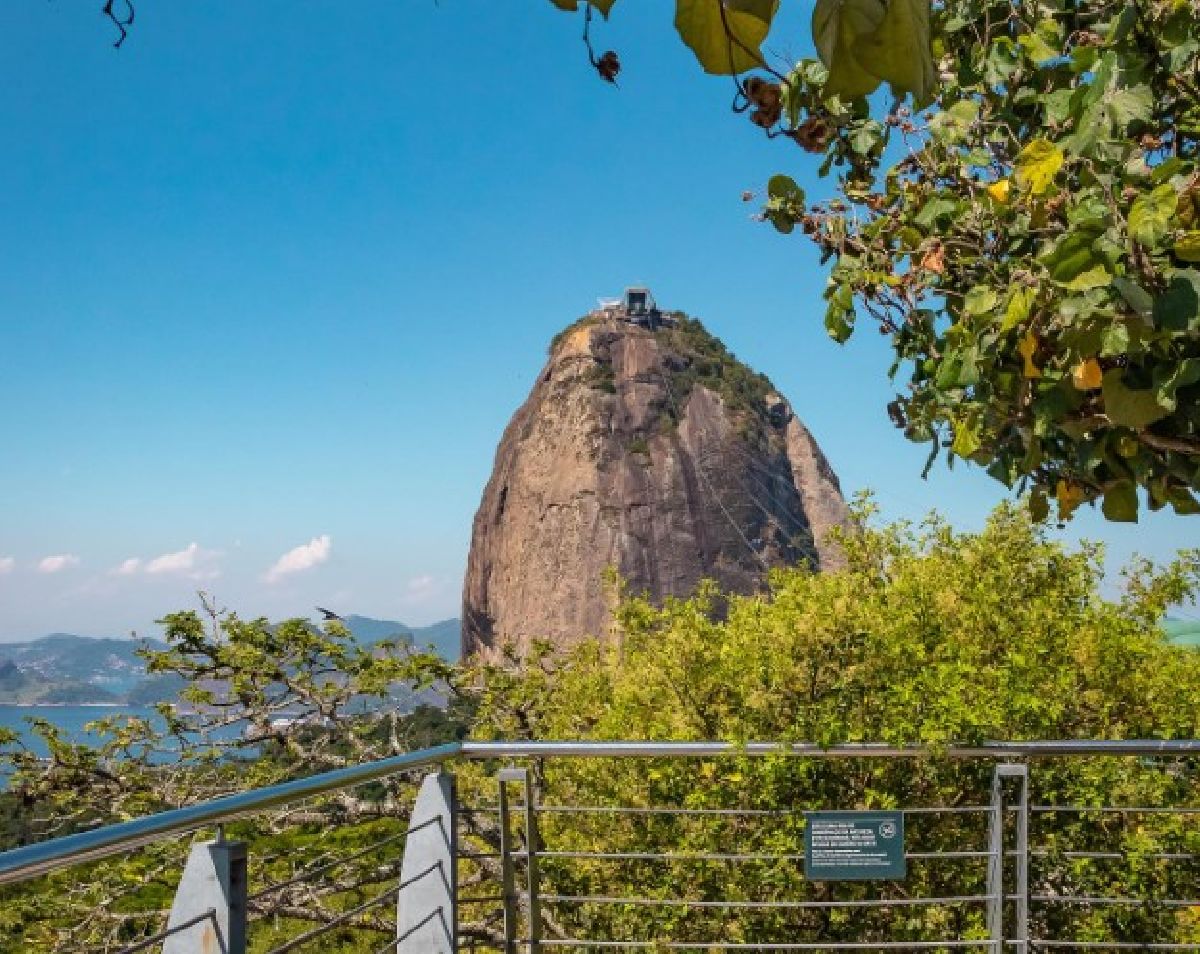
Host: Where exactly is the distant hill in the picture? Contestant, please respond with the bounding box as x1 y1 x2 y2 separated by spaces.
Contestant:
342 615 460 662
0 616 460 706
0 635 163 705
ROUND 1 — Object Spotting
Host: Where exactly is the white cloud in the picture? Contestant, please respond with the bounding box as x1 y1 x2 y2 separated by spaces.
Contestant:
145 542 202 575
265 535 332 584
398 574 440 608
0 557 14 575
38 554 80 574
110 544 221 581
406 574 436 598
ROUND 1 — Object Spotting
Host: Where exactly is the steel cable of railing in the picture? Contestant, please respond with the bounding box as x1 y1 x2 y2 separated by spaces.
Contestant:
532 940 1002 949
514 849 993 861
529 892 996 909
113 908 216 954
248 814 442 903
260 862 442 954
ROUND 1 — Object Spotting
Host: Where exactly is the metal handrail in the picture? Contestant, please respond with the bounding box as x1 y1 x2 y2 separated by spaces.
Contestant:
3 737 1199 886
0 741 462 885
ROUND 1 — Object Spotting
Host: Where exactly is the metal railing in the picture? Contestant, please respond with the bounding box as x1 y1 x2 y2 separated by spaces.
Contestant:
2 740 1199 952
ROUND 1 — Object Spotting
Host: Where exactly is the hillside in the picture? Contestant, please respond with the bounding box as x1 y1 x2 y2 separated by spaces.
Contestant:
0 616 461 706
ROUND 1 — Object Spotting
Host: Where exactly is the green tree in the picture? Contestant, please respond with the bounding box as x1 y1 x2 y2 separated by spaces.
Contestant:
469 499 1200 946
547 0 1200 523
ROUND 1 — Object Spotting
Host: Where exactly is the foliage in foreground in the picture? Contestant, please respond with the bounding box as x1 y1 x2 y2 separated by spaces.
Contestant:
1 503 1199 950
547 0 1200 522
471 502 1200 945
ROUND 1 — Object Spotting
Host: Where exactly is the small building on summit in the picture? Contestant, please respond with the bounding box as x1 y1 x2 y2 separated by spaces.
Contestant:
596 286 677 331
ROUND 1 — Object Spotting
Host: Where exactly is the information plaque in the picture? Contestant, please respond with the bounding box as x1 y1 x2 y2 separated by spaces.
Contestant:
803 811 906 881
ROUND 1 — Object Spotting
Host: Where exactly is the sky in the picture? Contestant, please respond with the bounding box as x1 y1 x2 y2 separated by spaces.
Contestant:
0 2 1195 641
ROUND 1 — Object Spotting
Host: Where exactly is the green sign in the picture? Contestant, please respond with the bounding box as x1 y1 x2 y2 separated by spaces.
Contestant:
804 811 906 881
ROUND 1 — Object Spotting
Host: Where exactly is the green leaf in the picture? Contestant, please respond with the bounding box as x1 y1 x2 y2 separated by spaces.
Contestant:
812 0 887 99
1155 357 1200 411
1128 184 1178 247
1111 276 1154 317
951 417 982 457
1101 371 1171 429
1040 229 1104 286
963 286 998 316
1100 321 1129 356
1062 263 1112 291
1014 139 1064 195
674 0 779 75
767 174 804 203
1018 26 1059 64
1103 84 1154 131
1153 272 1200 331
851 0 937 104
1001 287 1035 331
824 284 855 342
1101 481 1139 522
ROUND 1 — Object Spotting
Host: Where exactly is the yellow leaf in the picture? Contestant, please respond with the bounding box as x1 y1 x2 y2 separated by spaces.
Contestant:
1175 231 1200 263
1056 479 1086 519
1018 331 1041 378
987 179 1011 204
1014 139 1064 195
1072 358 1103 390
675 0 780 75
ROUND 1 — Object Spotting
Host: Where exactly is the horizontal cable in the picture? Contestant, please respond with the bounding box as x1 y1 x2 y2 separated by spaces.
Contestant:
532 805 990 817
1030 895 1200 907
1032 806 1200 814
1028 850 1200 861
533 940 1001 949
535 806 790 816
115 909 215 954
1030 944 1200 950
532 893 993 909
516 849 991 862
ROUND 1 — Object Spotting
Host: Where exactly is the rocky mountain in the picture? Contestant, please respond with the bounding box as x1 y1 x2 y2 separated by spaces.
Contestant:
462 310 849 659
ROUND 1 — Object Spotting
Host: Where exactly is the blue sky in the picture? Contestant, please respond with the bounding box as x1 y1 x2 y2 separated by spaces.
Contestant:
0 1 1194 641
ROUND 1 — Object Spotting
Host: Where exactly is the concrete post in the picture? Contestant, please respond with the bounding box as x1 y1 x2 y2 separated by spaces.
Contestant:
397 771 457 954
162 838 247 954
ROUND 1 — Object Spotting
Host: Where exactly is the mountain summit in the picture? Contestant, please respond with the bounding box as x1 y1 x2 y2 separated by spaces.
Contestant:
462 301 848 659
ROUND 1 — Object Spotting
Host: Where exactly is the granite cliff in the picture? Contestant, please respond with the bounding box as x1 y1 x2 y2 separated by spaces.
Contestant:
462 311 848 659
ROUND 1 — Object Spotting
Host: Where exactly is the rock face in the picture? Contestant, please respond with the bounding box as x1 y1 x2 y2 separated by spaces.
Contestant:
461 313 848 659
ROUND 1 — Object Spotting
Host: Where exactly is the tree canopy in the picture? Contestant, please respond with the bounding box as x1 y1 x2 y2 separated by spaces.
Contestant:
549 0 1200 523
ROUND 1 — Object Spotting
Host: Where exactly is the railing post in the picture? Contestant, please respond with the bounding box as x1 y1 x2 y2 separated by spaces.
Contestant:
987 765 1007 951
497 769 520 954
397 771 457 954
998 763 1030 953
497 766 541 954
522 770 542 954
162 835 247 954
